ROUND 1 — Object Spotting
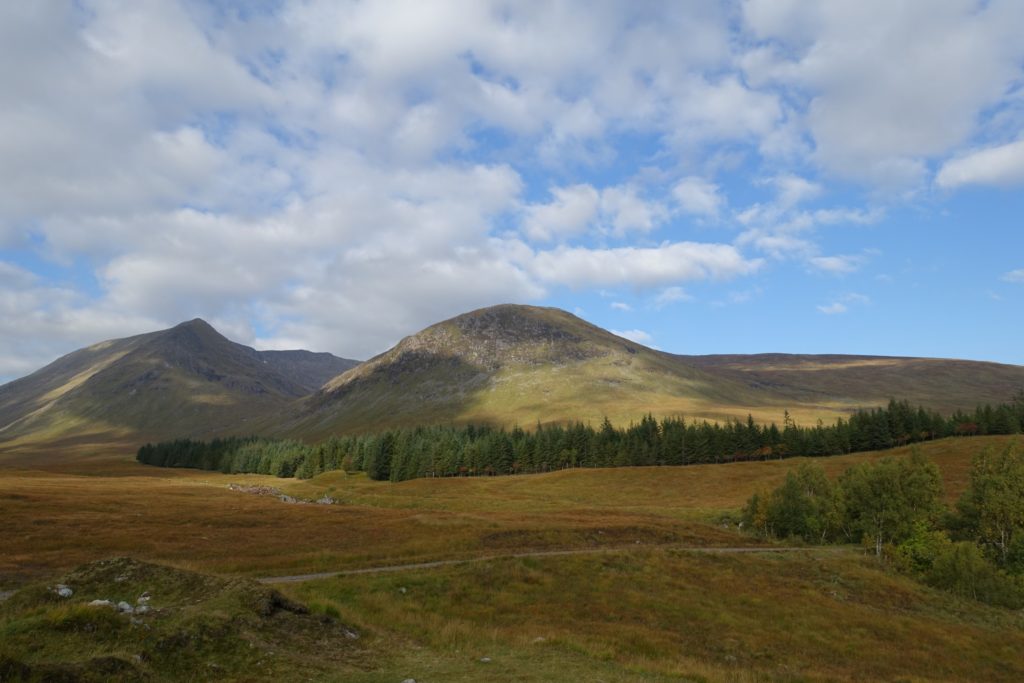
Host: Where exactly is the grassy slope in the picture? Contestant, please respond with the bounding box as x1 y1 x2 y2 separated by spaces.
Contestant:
289 305 1024 439
2 436 1022 681
290 305 858 438
0 557 373 682
291 550 1024 682
0 320 357 452
2 435 1015 582
687 352 1024 414
4 304 1023 456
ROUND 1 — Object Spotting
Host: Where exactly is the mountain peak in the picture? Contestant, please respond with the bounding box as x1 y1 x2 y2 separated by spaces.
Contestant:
316 304 646 409
177 317 213 328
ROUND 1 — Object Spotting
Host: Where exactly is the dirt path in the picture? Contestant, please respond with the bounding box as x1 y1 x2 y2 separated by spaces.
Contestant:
259 545 848 584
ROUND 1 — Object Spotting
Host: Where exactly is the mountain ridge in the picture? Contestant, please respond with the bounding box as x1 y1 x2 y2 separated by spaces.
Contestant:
0 318 357 449
3 305 1024 456
290 304 1024 437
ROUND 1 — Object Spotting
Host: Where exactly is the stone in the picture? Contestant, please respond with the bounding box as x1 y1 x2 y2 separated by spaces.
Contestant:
479 657 492 663
89 599 114 608
55 584 73 598
117 601 135 614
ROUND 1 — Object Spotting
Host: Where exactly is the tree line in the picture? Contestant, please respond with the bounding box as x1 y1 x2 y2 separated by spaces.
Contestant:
136 395 1024 482
743 445 1024 608
136 436 314 478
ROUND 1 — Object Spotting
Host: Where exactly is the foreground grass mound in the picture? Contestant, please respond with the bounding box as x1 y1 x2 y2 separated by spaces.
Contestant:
0 557 368 682
287 548 1024 682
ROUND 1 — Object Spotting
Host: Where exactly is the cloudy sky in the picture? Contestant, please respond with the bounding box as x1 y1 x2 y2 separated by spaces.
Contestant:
2 1 1024 382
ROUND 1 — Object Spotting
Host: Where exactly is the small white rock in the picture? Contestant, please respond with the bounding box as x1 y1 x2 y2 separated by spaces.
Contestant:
55 584 73 598
89 599 114 608
479 657 492 663
136 604 150 614
117 601 135 614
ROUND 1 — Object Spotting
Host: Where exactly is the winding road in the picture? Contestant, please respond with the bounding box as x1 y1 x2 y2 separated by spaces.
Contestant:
258 544 848 584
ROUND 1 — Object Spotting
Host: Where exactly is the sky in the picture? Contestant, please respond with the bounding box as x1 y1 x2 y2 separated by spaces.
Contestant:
2 1 1024 383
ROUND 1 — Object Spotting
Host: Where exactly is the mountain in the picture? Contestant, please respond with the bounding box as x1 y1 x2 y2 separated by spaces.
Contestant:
254 350 359 393
4 305 1023 453
0 319 358 450
287 305 811 437
289 304 1024 438
683 353 1024 415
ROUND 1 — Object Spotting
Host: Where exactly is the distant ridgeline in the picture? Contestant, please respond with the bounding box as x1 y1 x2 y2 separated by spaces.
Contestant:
137 397 1024 482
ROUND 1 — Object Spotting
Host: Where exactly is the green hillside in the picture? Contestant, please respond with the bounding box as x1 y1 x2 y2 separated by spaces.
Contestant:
287 305 785 437
286 304 1024 437
687 352 1024 415
0 319 356 450
3 305 1023 456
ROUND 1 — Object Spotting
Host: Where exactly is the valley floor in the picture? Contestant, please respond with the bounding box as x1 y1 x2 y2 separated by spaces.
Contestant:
1 435 1022 681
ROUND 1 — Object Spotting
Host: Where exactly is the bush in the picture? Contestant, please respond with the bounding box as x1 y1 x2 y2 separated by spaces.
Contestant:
926 541 1024 609
741 463 843 543
892 522 953 575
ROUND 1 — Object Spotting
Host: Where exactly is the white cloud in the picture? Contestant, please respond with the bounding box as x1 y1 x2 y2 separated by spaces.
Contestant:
936 140 1024 189
522 182 667 241
669 75 782 144
1002 269 1024 283
809 255 861 275
530 242 762 288
522 184 600 242
817 292 870 315
843 293 870 305
672 177 724 218
741 0 1024 190
1 1 1020 379
610 329 653 345
773 174 822 210
654 286 691 308
0 261 37 288
817 302 847 315
599 185 668 235
610 302 632 312
736 175 882 263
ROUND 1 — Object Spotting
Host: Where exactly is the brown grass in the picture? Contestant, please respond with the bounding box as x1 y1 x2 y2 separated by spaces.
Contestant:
1 436 1017 586
2 435 1021 681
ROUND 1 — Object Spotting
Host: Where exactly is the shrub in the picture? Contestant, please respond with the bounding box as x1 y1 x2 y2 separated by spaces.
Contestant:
926 541 1024 609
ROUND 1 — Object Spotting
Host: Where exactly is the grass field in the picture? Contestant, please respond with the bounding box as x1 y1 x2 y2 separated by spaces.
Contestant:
1 434 1022 680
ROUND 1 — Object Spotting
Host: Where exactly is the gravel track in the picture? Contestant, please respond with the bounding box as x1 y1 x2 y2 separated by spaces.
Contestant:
258 544 847 584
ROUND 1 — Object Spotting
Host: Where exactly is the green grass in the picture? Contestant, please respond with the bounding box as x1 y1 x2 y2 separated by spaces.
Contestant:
0 557 374 682
285 548 1024 682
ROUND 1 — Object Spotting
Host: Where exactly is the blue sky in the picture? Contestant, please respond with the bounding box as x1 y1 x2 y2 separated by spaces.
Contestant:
1 1 1023 382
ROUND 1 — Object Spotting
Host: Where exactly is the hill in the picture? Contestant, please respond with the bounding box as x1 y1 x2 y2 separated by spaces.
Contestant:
685 352 1024 415
0 319 357 450
287 304 1024 437
287 305 779 437
3 305 1022 452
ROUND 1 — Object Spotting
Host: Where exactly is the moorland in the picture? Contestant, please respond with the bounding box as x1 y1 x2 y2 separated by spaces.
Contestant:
2 305 1024 681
